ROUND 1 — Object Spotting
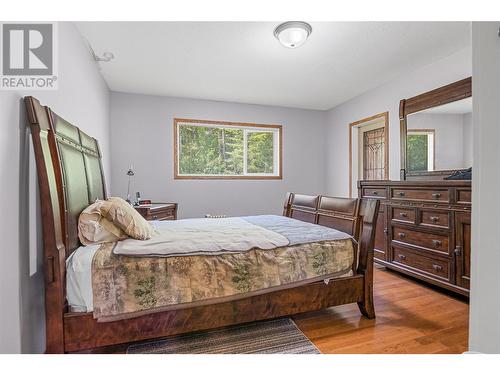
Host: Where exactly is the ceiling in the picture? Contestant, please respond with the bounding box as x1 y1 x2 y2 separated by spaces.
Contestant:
77 22 471 110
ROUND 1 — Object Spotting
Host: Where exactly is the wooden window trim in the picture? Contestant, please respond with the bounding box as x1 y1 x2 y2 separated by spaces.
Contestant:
173 118 283 180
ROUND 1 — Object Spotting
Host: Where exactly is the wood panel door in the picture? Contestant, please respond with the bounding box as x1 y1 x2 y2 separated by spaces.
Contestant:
455 212 471 289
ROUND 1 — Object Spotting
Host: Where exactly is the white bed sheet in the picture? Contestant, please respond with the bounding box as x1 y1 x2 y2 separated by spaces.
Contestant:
66 244 100 312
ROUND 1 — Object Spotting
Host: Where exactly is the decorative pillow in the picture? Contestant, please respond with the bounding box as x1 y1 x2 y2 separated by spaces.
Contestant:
78 203 128 245
78 197 154 245
103 197 154 240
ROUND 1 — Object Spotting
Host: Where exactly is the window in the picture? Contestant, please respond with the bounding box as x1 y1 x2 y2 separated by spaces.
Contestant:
407 130 434 172
174 119 282 179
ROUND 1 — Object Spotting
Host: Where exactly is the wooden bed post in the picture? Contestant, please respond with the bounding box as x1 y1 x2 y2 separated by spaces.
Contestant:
356 198 380 319
25 97 66 353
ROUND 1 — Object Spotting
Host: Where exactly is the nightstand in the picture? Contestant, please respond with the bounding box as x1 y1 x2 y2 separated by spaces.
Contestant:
134 203 178 221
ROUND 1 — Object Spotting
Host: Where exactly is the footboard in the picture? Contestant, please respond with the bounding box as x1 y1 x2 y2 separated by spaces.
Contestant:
284 193 379 318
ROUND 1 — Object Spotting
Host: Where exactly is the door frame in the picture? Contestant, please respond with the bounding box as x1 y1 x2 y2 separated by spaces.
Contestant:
349 112 389 197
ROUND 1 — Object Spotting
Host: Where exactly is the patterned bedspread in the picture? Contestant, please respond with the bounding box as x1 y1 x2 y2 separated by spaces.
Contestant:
91 238 354 322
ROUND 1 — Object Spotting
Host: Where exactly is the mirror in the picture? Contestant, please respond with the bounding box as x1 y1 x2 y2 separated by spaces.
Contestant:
400 77 472 180
406 97 472 173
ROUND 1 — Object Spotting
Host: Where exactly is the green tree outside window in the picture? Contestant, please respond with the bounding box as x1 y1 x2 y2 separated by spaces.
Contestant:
178 124 278 176
407 134 429 172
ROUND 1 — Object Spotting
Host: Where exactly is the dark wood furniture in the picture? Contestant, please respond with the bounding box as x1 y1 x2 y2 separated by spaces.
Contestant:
26 96 380 353
399 77 472 180
358 180 471 296
134 203 177 221
81 267 470 354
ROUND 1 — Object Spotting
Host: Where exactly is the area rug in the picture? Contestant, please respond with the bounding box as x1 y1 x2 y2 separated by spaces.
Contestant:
126 318 320 354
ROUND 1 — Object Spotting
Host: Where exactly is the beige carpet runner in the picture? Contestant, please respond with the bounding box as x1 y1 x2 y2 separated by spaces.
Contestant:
126 318 320 354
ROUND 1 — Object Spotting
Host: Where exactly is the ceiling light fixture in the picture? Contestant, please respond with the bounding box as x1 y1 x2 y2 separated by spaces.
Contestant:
274 21 312 49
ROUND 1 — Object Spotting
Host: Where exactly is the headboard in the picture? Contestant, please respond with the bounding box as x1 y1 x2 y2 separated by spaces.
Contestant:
285 193 360 239
26 96 107 352
26 96 107 258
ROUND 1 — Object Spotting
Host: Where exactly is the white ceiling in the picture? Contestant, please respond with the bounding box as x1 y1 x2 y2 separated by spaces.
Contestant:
76 22 471 110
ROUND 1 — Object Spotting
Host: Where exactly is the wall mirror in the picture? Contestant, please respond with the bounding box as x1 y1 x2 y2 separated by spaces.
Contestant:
400 77 472 180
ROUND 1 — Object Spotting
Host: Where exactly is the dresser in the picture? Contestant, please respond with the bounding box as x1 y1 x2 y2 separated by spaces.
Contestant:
358 180 471 296
134 203 178 221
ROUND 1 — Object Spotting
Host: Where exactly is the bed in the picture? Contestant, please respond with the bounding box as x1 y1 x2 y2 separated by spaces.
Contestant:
68 216 356 320
25 96 379 353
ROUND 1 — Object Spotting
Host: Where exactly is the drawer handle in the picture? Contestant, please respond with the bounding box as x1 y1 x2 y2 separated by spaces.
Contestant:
398 191 405 197
383 228 388 235
432 193 441 198
373 191 379 195
432 264 443 271
398 254 406 260
432 240 442 247
430 216 440 222
399 212 408 218
398 232 406 238
454 246 462 256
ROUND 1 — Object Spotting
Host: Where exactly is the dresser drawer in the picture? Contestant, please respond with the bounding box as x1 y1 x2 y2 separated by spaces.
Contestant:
420 210 450 229
391 207 416 225
392 246 450 281
391 188 449 203
146 210 175 221
135 204 177 221
145 207 176 221
456 188 471 205
359 180 471 296
392 226 450 255
361 187 387 199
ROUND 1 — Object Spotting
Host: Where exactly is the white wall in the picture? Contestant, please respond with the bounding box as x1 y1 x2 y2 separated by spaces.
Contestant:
469 21 500 354
110 93 327 219
407 112 472 170
463 112 473 167
325 47 472 197
0 22 110 353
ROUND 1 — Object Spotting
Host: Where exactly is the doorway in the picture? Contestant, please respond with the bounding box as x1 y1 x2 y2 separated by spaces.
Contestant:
349 112 389 197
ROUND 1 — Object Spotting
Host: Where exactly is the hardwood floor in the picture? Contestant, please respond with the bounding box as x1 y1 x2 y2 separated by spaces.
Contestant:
292 266 469 354
78 266 469 354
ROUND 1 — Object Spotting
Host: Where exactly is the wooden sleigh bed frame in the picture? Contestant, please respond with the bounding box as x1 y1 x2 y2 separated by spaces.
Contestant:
25 96 380 353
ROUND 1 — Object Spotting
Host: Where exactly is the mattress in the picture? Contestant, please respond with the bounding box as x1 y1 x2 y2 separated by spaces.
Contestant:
66 216 355 321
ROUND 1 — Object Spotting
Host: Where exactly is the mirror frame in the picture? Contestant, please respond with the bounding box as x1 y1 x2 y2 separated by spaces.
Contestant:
400 77 472 180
